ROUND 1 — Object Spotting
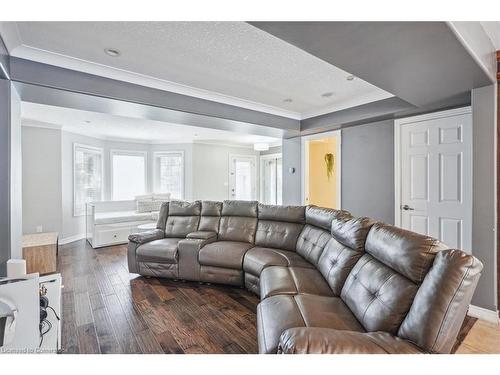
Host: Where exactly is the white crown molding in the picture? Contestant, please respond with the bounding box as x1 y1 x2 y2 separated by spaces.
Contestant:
301 90 394 119
468 305 500 325
11 44 305 120
22 119 279 149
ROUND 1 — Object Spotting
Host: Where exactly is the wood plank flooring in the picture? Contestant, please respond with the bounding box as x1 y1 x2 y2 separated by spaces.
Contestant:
58 240 259 354
57 239 499 354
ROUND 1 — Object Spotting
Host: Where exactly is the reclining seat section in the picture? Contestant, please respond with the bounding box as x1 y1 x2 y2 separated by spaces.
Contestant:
259 213 375 300
243 204 310 294
127 200 201 278
198 200 258 286
257 211 376 353
274 223 483 354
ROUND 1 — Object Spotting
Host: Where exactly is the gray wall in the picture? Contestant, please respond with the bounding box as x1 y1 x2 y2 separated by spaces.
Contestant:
471 85 497 311
282 138 302 205
192 143 260 202
0 79 10 275
10 85 22 259
22 126 63 236
341 120 395 223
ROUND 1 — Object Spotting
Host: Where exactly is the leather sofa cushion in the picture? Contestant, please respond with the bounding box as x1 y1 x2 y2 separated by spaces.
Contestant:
365 222 448 283
218 216 257 243
259 266 334 299
156 202 169 230
198 241 253 269
165 215 200 238
255 220 304 251
257 204 305 223
199 201 222 232
398 249 483 353
136 238 182 264
257 294 364 354
341 253 419 334
201 200 222 216
221 200 258 217
168 200 201 216
278 328 423 354
199 216 220 233
331 215 375 251
243 247 313 276
316 237 365 295
296 225 332 265
305 206 345 231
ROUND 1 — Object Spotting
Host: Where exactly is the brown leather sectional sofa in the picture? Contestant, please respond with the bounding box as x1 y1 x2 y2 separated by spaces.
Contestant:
127 200 483 354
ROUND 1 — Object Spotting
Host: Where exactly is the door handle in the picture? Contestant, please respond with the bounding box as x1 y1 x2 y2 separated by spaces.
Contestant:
401 204 415 211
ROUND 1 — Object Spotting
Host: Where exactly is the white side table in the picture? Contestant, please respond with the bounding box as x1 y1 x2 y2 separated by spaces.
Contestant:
136 223 156 233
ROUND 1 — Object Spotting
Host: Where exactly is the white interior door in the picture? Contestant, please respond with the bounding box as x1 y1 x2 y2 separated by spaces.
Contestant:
397 109 472 252
229 155 256 200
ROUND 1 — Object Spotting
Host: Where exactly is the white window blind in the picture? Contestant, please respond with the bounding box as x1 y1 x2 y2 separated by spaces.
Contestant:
111 151 147 200
74 144 103 216
155 152 184 199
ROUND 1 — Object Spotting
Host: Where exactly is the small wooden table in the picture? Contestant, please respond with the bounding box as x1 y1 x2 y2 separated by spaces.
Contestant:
22 232 59 275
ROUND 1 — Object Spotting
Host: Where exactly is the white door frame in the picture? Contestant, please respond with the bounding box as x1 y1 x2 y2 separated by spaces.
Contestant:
301 130 342 208
259 152 282 203
394 106 472 227
228 154 258 200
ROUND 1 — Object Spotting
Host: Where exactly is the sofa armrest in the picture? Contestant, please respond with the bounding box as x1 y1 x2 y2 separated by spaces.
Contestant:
128 229 165 244
186 231 217 240
278 328 423 354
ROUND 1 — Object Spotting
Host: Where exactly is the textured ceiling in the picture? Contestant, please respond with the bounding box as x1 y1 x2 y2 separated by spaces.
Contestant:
5 21 392 118
21 102 281 146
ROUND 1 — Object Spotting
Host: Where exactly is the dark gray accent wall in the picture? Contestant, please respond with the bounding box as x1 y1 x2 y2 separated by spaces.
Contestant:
471 85 497 311
0 79 11 275
302 97 413 134
341 120 395 224
249 22 493 108
0 35 9 79
282 138 302 205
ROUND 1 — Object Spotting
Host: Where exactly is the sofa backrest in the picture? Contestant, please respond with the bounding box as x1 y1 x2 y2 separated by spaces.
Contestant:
255 204 305 251
156 202 169 230
340 223 449 336
164 200 201 238
317 214 375 295
218 200 258 243
295 206 345 266
199 201 223 233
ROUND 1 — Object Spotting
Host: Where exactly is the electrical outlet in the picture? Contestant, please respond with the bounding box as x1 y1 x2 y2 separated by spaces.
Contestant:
36 225 43 233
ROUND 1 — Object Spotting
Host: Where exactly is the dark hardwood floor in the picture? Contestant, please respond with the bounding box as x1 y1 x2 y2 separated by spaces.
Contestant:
58 240 259 354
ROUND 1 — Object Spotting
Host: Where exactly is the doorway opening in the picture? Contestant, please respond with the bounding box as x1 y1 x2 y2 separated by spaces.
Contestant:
302 131 342 209
260 153 282 205
228 154 257 200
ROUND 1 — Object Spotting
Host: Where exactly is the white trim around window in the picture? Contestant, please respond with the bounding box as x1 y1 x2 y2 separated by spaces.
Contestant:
73 143 104 217
110 149 148 201
153 151 185 200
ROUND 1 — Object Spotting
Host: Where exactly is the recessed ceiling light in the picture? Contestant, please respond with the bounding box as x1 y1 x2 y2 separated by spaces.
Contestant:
84 120 92 124
346 75 355 81
254 143 270 151
194 133 198 137
104 48 121 57
321 92 334 98
283 98 293 103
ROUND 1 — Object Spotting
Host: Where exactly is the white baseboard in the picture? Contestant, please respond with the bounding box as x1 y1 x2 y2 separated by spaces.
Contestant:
59 233 86 245
468 304 500 325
